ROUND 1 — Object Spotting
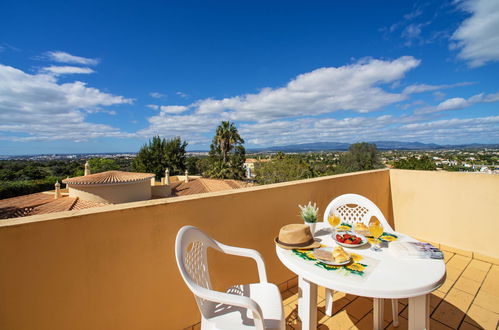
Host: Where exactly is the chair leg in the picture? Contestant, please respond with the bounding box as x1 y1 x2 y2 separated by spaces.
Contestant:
324 288 333 316
391 299 399 327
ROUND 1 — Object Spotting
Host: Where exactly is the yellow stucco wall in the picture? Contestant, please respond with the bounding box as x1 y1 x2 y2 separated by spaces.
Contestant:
389 169 499 259
0 169 391 330
68 180 152 204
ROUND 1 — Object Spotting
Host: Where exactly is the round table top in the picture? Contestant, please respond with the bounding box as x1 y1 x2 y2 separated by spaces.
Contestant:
276 222 446 299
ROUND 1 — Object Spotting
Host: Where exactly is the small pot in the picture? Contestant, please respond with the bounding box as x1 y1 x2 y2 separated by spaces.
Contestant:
305 222 316 235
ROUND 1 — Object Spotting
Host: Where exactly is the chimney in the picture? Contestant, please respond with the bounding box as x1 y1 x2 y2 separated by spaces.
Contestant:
165 168 170 185
54 181 61 199
84 161 91 176
184 170 189 183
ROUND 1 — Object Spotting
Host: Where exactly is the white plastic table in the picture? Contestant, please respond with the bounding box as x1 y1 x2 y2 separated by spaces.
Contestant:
276 222 446 330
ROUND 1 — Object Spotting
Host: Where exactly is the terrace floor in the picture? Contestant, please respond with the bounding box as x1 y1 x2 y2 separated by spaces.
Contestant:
187 248 499 330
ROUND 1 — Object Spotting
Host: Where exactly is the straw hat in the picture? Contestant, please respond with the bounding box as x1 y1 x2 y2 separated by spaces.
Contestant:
275 224 321 250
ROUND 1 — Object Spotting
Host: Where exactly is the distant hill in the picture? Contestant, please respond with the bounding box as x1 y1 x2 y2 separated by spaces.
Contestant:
248 141 499 152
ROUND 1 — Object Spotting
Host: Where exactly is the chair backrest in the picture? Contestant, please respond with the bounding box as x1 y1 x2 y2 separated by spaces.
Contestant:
175 226 222 316
322 193 393 231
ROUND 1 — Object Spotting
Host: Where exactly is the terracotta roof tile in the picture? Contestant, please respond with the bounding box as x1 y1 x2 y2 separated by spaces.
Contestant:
0 192 111 220
63 171 155 185
172 178 254 197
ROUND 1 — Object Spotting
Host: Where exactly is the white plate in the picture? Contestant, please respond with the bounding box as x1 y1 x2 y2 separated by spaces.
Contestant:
313 247 352 266
334 231 368 248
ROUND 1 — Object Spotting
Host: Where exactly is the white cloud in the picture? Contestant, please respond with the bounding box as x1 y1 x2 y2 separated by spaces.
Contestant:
45 51 99 66
139 57 422 143
149 92 165 99
0 64 133 141
159 105 188 114
452 0 499 67
176 91 189 98
402 82 472 94
41 65 95 75
147 104 160 110
436 97 469 111
415 91 499 114
192 56 420 121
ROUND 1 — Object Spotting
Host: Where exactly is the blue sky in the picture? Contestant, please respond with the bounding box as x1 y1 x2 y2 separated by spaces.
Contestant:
0 0 498 155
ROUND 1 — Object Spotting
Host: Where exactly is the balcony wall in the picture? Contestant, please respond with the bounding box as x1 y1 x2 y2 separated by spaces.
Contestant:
0 169 391 330
390 169 499 260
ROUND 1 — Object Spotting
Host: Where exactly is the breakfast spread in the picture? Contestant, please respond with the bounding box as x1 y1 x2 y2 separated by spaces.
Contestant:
354 223 370 236
335 232 363 245
332 246 350 263
314 246 350 264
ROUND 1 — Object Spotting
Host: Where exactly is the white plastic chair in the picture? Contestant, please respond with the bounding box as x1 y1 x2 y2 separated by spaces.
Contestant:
175 226 285 330
322 193 399 327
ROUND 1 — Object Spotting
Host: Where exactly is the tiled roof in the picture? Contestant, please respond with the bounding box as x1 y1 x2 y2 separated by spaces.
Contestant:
63 171 155 185
172 178 254 197
0 193 109 220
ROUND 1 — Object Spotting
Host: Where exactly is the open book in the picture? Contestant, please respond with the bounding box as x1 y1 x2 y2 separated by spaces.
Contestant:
389 242 444 259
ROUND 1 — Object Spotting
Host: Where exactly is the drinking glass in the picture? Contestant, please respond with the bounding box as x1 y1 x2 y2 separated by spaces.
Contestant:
369 217 384 251
328 212 340 235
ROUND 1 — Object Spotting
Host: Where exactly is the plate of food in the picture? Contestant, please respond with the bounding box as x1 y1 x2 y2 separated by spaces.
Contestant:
353 223 371 237
334 231 368 248
313 246 351 265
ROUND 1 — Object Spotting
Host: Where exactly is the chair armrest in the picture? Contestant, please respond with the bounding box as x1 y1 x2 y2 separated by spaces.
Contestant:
218 243 268 283
195 285 265 330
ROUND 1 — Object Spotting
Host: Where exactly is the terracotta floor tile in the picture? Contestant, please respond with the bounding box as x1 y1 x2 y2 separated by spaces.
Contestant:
432 301 466 329
350 312 389 329
400 305 408 319
468 259 491 272
398 297 408 306
430 319 454 330
430 292 445 312
284 304 300 329
444 288 475 312
444 251 455 263
317 292 352 316
278 281 288 293
282 290 298 306
288 285 298 294
447 255 472 270
453 277 482 296
461 267 488 283
437 277 456 294
382 300 405 323
458 321 482 330
447 266 464 281
473 290 499 314
481 275 499 297
192 323 201 330
386 314 408 330
320 310 358 329
344 296 373 320
464 304 499 330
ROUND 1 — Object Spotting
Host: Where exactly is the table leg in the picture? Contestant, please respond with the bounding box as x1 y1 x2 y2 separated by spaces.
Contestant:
373 298 384 330
408 294 430 330
324 288 333 316
298 276 317 330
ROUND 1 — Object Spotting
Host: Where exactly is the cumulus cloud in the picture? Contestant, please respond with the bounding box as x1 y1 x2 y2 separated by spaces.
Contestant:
40 65 95 75
415 91 499 114
0 64 133 141
452 0 499 67
138 57 422 144
45 51 99 66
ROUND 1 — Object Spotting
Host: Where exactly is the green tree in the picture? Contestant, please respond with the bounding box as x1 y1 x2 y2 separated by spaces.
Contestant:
205 121 246 179
88 158 119 173
393 156 436 171
133 136 188 178
254 157 313 184
337 142 383 173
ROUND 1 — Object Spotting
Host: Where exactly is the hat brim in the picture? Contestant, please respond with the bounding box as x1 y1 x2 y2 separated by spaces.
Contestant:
274 237 321 250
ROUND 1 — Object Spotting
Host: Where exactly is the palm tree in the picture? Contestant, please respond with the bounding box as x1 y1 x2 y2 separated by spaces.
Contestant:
215 121 244 164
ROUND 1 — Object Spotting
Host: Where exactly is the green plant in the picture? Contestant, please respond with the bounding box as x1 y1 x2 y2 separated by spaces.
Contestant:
299 201 319 223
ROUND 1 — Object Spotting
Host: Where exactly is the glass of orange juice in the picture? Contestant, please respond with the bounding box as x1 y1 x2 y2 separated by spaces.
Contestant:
369 217 384 251
328 212 341 235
